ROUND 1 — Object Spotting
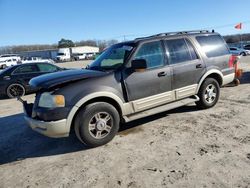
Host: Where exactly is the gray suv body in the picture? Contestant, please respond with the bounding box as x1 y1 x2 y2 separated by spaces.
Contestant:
22 30 235 147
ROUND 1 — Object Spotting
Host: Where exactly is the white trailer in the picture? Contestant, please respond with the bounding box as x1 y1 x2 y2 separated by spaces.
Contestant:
56 46 99 62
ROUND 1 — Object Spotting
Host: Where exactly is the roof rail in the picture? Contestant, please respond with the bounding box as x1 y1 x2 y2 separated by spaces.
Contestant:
135 30 211 41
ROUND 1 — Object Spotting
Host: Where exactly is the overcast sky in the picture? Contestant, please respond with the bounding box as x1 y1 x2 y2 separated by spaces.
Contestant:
1 0 250 46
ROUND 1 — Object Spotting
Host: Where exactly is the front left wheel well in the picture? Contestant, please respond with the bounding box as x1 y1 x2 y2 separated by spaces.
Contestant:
69 97 123 134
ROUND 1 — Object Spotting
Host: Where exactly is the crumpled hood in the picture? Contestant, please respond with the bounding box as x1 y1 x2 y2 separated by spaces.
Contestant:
29 69 106 90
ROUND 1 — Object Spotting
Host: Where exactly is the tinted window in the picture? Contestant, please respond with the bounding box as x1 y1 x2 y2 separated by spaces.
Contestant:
37 63 58 72
186 39 199 60
134 41 164 68
13 65 38 74
165 38 191 64
196 35 229 58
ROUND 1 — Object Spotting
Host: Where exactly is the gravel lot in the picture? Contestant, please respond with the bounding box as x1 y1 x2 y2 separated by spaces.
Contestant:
0 58 250 188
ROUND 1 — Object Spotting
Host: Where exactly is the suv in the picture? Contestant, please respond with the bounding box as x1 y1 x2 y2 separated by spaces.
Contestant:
21 30 235 147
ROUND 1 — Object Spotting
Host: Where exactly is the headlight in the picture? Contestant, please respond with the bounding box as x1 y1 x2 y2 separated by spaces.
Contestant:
38 92 65 108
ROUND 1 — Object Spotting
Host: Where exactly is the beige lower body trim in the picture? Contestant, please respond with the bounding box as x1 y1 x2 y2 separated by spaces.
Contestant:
130 84 198 113
175 84 198 100
222 73 235 85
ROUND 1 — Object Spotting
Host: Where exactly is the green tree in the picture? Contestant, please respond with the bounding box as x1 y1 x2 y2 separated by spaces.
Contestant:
58 38 75 48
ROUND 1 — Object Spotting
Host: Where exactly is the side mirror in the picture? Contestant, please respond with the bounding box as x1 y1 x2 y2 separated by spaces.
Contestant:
131 59 147 72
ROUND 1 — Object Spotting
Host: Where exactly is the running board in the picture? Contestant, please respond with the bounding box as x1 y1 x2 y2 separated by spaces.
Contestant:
123 95 199 122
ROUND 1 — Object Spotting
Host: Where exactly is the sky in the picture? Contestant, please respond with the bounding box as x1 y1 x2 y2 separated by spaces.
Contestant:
1 0 250 46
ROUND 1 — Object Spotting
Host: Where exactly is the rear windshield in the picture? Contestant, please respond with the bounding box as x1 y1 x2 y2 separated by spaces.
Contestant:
196 35 229 58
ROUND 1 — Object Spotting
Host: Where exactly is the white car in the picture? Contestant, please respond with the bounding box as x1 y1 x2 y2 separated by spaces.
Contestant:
0 54 21 62
0 58 19 69
229 47 250 56
73 53 87 61
22 57 54 64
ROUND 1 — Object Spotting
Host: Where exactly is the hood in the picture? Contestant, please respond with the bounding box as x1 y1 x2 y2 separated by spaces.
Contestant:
30 69 106 90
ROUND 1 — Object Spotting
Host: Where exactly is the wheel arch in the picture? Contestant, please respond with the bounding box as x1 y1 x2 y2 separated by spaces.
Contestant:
196 70 223 93
66 92 130 133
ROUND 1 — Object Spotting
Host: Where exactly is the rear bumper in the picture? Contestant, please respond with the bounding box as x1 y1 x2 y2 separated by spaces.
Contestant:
222 73 235 85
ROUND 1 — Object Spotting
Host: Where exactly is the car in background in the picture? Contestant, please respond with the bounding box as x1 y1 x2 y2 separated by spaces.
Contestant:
73 53 87 61
0 54 21 62
244 44 250 50
85 53 95 60
229 47 250 56
0 62 65 98
0 58 21 69
22 57 55 64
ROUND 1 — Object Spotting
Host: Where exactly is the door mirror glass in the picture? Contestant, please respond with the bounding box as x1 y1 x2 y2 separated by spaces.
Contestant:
131 59 147 72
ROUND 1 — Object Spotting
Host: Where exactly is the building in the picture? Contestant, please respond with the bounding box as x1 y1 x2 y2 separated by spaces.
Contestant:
18 46 99 60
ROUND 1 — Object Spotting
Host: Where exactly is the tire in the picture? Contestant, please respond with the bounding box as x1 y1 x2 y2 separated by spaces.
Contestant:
196 78 220 109
240 52 246 56
6 83 25 98
74 102 120 147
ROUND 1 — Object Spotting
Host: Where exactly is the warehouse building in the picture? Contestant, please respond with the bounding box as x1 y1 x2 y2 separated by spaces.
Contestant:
18 46 99 60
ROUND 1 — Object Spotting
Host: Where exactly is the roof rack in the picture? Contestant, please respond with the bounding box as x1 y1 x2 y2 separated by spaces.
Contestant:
135 30 212 41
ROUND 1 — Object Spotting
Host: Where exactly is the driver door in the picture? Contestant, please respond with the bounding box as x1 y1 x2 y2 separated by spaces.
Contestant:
123 40 173 112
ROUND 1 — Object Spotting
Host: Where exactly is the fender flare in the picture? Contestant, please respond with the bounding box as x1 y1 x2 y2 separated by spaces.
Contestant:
196 69 223 93
66 92 130 130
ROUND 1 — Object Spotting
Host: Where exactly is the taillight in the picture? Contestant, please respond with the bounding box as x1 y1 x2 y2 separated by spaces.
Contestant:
228 55 237 68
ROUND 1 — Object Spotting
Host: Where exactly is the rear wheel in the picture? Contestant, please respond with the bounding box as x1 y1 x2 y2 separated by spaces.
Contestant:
74 102 120 147
6 83 25 98
196 78 220 109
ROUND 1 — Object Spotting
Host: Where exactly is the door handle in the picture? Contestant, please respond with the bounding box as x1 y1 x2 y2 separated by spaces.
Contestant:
158 71 167 77
196 64 203 69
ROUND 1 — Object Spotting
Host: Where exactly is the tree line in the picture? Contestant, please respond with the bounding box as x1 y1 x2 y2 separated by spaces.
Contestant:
0 39 119 54
224 33 250 43
1 33 250 54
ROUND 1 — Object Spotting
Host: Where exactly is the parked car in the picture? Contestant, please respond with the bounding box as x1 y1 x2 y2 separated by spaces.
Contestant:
244 44 250 50
229 47 250 56
21 30 234 147
0 62 65 98
22 57 55 64
85 53 95 60
73 53 87 61
0 54 21 62
0 58 21 69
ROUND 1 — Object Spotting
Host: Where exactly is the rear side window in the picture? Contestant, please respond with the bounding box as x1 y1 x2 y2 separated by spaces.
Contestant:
37 63 58 72
165 38 192 64
13 65 38 74
196 35 229 58
134 41 165 68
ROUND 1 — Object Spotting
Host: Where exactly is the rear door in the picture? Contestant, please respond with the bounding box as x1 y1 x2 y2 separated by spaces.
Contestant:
164 37 206 99
36 63 60 74
11 64 41 88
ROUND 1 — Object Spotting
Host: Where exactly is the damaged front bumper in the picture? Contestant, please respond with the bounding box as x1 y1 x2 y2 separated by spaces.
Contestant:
20 98 69 138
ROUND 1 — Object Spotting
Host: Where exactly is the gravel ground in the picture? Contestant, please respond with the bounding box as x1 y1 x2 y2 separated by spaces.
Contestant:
0 58 250 188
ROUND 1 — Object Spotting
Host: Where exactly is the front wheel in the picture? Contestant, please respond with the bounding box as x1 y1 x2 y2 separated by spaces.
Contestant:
74 102 120 147
196 78 220 109
6 83 25 98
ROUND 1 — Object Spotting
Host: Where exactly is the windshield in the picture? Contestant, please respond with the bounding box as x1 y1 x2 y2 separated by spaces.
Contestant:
88 43 134 71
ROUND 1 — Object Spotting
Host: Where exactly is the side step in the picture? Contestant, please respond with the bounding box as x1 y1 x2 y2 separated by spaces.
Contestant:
123 95 199 122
